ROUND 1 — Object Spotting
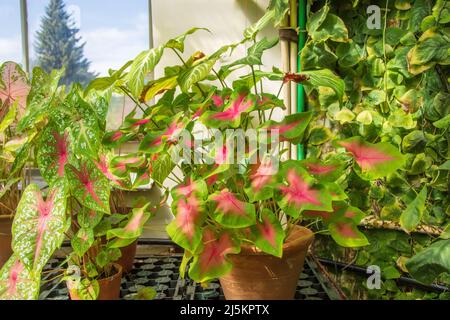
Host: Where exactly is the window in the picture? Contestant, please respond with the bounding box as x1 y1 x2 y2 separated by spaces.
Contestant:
0 1 22 64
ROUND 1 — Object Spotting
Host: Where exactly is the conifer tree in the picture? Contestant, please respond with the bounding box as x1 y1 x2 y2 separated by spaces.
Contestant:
34 0 96 86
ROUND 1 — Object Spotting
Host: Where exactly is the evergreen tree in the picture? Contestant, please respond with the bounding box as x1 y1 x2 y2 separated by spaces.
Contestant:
34 0 96 87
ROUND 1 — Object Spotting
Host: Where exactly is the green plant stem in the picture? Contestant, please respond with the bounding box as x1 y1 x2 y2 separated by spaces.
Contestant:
212 68 227 88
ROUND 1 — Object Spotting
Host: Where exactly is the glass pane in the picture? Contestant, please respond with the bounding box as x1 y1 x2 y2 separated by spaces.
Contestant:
28 0 149 84
28 0 149 129
0 1 23 64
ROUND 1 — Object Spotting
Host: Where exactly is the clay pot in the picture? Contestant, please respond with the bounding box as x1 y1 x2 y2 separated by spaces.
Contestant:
219 225 314 300
116 241 137 274
69 263 123 300
0 216 13 269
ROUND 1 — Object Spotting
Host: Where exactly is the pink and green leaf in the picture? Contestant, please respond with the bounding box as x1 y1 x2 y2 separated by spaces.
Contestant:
328 219 369 247
263 111 313 144
0 256 40 300
166 195 205 252
71 227 94 257
93 154 129 188
200 93 255 128
245 158 278 202
11 181 68 272
139 118 185 154
110 153 147 177
188 229 240 282
0 62 30 115
251 209 284 257
209 189 256 228
66 160 111 214
37 126 73 184
173 178 208 201
276 162 333 218
336 137 405 180
300 158 345 182
107 203 152 239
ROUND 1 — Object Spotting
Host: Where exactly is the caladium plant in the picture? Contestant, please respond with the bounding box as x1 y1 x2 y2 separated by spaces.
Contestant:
95 3 407 284
0 64 161 300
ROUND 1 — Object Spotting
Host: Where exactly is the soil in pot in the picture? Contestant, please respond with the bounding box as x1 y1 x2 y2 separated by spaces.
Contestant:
0 216 13 269
219 225 314 300
68 263 123 300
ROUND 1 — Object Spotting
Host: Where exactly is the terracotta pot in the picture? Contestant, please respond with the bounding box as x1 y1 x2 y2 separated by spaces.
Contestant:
87 239 137 274
68 263 123 300
219 225 314 300
0 216 13 269
117 241 137 274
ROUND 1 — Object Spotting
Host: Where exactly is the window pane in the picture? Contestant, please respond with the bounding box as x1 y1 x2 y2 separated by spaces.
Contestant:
0 1 22 64
28 0 149 84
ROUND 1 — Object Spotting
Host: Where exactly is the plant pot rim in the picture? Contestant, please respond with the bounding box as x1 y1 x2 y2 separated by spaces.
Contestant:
98 263 123 284
239 225 314 256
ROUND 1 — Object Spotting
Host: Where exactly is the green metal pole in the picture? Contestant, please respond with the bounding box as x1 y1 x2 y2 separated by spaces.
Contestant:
297 0 307 160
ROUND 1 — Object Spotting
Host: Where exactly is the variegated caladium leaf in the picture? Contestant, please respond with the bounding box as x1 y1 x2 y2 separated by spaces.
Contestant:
173 178 208 201
0 62 30 115
251 209 284 257
102 130 134 147
300 158 345 182
264 112 313 144
71 227 94 257
166 195 205 252
0 255 40 300
66 159 111 214
77 208 104 229
209 189 256 228
139 119 185 154
336 137 405 180
189 229 240 282
303 202 365 225
37 125 73 184
107 203 151 239
276 161 333 218
200 92 256 128
12 181 68 272
110 153 146 177
93 154 129 188
328 218 369 247
323 182 348 201
245 157 278 202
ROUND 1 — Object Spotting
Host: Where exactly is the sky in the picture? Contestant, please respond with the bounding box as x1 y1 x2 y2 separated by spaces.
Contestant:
0 0 149 75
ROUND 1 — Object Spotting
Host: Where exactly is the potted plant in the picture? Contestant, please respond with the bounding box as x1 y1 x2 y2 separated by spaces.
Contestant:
103 7 406 299
0 65 161 299
0 62 32 268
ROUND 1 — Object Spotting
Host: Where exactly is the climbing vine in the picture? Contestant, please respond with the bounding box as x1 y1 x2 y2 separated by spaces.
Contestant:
301 0 449 296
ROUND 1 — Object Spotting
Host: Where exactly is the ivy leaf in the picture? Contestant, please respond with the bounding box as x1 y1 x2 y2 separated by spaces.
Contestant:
251 209 284 257
0 256 40 300
337 137 405 180
127 45 165 98
405 239 450 284
309 11 348 42
400 186 427 233
306 4 330 34
302 69 345 104
188 229 240 282
12 181 68 272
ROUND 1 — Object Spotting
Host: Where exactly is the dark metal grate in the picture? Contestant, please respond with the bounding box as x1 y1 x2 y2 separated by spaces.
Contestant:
39 255 341 300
